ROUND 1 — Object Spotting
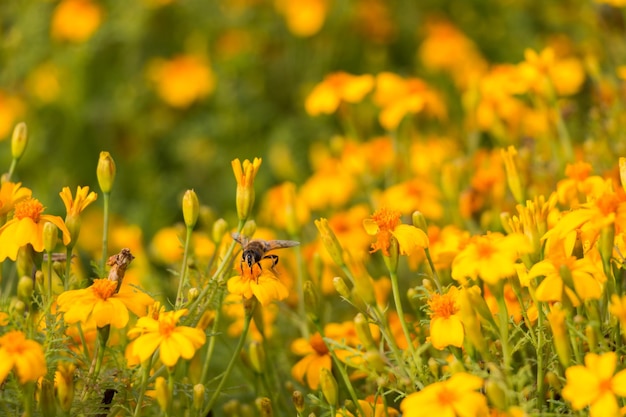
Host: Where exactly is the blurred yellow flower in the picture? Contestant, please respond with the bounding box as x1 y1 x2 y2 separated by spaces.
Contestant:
0 92 25 140
0 182 32 217
126 309 206 367
57 279 154 328
427 286 463 350
562 352 626 417
451 233 532 286
0 330 46 384
0 197 71 261
336 396 400 417
227 258 289 306
377 178 443 220
353 0 396 44
400 372 488 417
609 294 626 335
51 0 102 43
517 47 585 97
305 71 374 116
373 72 446 130
363 207 429 257
149 55 215 108
556 162 605 207
26 62 62 103
275 0 328 37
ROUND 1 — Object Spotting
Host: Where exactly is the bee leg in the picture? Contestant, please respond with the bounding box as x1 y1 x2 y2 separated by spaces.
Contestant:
263 254 279 268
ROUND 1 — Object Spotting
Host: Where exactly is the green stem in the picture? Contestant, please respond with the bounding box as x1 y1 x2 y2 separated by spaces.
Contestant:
293 241 309 339
6 158 17 182
496 294 512 385
100 192 110 274
133 357 154 417
46 251 53 304
202 307 252 415
175 226 193 310
22 382 34 417
536 301 546 412
200 294 222 384
64 246 73 291
424 248 443 293
389 269 419 384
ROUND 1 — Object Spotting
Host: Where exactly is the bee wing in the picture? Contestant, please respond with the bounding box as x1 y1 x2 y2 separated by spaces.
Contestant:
231 232 249 246
265 239 300 251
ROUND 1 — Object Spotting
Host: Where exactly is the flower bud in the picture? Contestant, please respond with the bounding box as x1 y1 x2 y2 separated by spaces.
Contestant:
333 277 351 299
303 280 319 323
314 218 345 267
212 218 228 243
43 222 59 253
97 151 116 193
182 189 199 229
193 384 205 411
55 363 76 412
188 287 199 303
292 391 305 413
248 341 265 374
547 304 571 368
257 397 273 417
232 158 262 221
363 350 386 373
501 146 524 204
411 211 428 234
241 220 257 239
155 376 170 412
196 310 215 331
11 122 28 161
485 378 507 410
319 368 338 406
17 276 34 302
39 377 56 417
428 357 439 378
354 313 375 350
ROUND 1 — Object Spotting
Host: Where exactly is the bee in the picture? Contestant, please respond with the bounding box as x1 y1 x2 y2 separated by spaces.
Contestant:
232 233 300 272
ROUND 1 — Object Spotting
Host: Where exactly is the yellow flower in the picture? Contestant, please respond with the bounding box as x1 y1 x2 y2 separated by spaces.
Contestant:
0 330 46 384
0 197 71 261
609 294 626 336
363 207 429 257
451 233 531 286
232 157 262 221
336 396 400 417
517 47 585 97
275 0 328 37
148 54 215 108
26 61 62 104
556 161 606 207
291 332 332 390
562 352 626 417
400 372 488 417
305 72 374 116
60 186 98 219
427 286 463 350
0 182 32 217
529 251 605 305
51 0 102 43
57 279 154 328
373 72 446 130
227 258 289 306
0 92 25 142
127 309 206 367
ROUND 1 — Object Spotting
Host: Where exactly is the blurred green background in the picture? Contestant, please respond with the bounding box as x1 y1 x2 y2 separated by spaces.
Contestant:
0 0 613 238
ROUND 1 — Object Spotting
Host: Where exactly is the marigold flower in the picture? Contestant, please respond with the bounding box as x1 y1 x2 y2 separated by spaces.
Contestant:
428 286 463 350
400 372 488 417
0 181 32 217
517 47 585 97
562 352 626 417
60 186 98 243
0 197 71 261
148 54 215 108
232 157 262 221
291 332 332 390
305 71 374 116
51 0 102 43
127 309 206 367
227 258 289 306
0 330 46 384
275 0 328 37
336 397 400 417
26 62 62 104
363 207 429 257
451 233 531 286
57 279 154 328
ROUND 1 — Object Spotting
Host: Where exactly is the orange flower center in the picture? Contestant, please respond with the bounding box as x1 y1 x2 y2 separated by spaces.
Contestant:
91 279 117 300
595 192 620 216
599 377 613 395
309 333 330 356
371 207 401 231
14 198 44 222
475 239 496 260
565 161 591 181
0 331 27 354
158 314 178 337
436 386 457 406
428 292 459 319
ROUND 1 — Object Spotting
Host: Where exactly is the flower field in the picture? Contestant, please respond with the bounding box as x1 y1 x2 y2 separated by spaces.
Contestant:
2 1 626 416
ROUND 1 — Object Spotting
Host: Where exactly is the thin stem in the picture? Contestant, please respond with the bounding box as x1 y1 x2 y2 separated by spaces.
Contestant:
175 226 193 310
496 293 512 386
6 158 17 182
133 357 154 417
202 307 252 415
389 269 419 385
423 248 443 293
536 301 546 412
200 294 223 384
46 251 53 304
100 192 111 274
293 241 309 338
64 246 73 291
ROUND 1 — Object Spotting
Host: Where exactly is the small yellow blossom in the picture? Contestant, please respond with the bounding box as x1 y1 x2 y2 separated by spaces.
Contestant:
305 72 374 116
400 373 488 417
562 352 626 417
291 332 332 390
275 0 328 37
427 286 464 350
57 279 154 328
0 197 71 261
0 331 46 384
127 309 206 367
227 258 289 306
51 0 102 43
363 207 429 257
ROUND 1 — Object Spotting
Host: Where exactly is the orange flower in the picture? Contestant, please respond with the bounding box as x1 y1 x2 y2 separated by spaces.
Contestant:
51 0 102 43
57 279 154 328
0 331 46 384
0 182 31 217
428 286 463 350
0 197 71 261
149 54 215 108
275 0 328 37
291 332 332 390
556 162 605 207
363 207 429 257
517 47 585 97
227 258 289 306
305 72 374 116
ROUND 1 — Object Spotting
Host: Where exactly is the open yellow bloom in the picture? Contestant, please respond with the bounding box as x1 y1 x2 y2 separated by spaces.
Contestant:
400 372 488 417
517 47 585 97
0 330 46 384
363 207 429 257
451 233 531 286
428 286 463 350
562 352 626 417
51 0 102 43
305 72 374 116
127 309 206 367
60 186 98 218
0 181 31 217
0 197 71 261
57 279 154 328
227 258 289 306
